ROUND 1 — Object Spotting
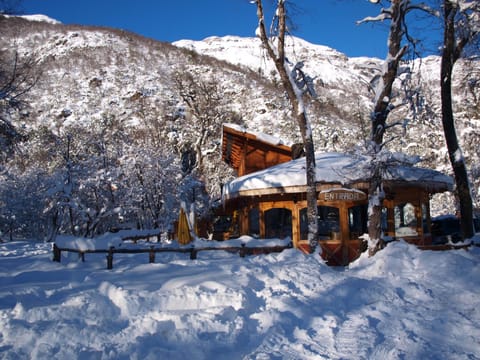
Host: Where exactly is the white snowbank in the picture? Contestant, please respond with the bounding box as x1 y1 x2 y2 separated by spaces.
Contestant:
55 233 123 251
1 239 480 359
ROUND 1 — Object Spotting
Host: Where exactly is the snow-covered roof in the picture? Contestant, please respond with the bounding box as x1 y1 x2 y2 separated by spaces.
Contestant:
223 152 454 200
223 123 289 147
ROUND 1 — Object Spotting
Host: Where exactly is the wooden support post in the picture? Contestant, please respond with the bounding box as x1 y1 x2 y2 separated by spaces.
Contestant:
239 243 246 258
107 247 114 269
53 244 61 262
149 246 155 263
190 247 197 260
79 252 85 262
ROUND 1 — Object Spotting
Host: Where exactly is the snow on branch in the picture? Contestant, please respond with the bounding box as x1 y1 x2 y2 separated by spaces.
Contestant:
358 2 439 25
357 12 391 25
357 3 392 25
290 61 317 98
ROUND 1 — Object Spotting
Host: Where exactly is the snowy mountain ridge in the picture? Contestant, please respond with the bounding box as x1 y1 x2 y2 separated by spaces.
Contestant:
174 35 381 85
4 14 61 25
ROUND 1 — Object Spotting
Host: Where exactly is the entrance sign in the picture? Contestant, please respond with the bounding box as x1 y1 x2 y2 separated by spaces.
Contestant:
320 188 367 202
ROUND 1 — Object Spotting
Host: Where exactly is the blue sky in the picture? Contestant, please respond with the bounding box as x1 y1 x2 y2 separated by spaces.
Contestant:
20 0 442 59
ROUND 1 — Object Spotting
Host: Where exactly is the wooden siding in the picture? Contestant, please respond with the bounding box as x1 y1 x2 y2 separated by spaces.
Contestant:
222 124 293 176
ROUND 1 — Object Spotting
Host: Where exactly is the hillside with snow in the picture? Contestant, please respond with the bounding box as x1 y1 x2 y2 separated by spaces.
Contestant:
0 15 478 239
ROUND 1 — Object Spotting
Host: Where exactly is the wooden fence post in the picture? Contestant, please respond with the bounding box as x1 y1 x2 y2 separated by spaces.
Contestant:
190 247 197 260
106 247 114 269
239 243 246 258
149 246 155 263
53 244 61 262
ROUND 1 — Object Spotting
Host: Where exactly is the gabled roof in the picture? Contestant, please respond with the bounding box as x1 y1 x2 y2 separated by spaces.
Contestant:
221 123 293 176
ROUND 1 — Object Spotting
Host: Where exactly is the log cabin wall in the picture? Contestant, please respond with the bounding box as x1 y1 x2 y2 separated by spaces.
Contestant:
222 124 293 177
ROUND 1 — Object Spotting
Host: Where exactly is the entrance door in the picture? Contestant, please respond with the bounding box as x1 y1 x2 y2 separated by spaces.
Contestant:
343 204 368 264
300 204 368 265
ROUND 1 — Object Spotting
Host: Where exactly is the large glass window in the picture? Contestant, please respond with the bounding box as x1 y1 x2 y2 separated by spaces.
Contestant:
394 203 418 237
349 204 368 239
212 215 233 240
381 207 388 233
300 206 340 240
264 208 292 239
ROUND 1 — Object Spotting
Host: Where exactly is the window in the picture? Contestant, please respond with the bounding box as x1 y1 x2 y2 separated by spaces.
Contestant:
213 215 232 233
300 206 340 240
422 203 429 234
394 203 418 237
264 208 292 239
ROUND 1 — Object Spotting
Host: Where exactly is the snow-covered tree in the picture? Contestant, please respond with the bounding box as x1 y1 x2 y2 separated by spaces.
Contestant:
172 68 242 220
253 0 319 250
440 0 479 239
0 167 51 240
173 69 227 175
0 49 39 161
359 0 438 254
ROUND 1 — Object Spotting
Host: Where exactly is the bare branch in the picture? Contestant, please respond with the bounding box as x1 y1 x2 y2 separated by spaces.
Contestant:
357 11 391 25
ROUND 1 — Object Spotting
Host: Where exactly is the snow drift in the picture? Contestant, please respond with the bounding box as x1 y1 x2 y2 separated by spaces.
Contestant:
1 238 479 359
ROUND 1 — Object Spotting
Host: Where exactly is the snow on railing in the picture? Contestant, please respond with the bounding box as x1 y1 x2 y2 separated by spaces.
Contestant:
52 240 293 270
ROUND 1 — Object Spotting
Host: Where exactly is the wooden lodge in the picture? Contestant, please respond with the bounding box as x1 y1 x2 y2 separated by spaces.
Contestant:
217 124 454 265
222 122 293 176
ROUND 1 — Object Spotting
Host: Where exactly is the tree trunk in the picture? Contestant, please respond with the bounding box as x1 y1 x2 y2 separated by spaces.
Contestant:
272 57 318 249
441 1 475 240
367 0 406 255
370 0 406 145
294 118 318 249
367 163 385 256
255 0 318 249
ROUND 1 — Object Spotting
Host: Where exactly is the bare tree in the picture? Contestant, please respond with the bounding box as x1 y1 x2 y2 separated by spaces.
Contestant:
253 0 319 250
440 0 479 240
359 0 437 255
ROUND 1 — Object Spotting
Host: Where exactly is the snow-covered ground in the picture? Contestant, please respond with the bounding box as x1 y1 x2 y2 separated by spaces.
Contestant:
1 236 480 359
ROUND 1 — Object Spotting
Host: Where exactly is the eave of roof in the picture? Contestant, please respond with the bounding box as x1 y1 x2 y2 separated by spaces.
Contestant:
223 152 454 201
